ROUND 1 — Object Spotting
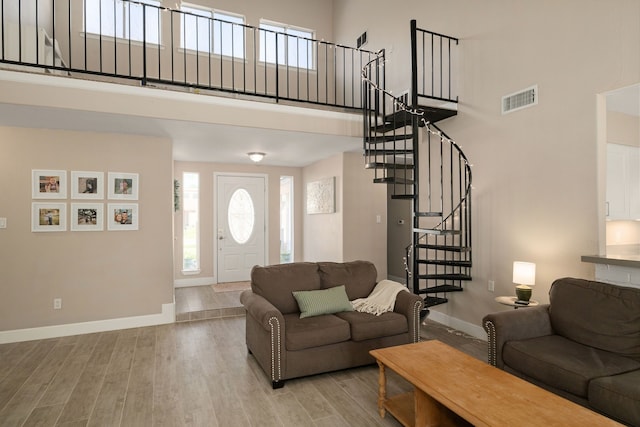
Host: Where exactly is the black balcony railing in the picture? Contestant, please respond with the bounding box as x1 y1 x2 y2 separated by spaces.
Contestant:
411 20 458 105
0 0 381 110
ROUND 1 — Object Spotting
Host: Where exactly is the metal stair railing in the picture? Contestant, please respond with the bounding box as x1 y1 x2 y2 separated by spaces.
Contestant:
362 23 471 309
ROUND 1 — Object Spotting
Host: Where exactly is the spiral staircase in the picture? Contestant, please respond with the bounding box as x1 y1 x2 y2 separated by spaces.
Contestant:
362 21 472 315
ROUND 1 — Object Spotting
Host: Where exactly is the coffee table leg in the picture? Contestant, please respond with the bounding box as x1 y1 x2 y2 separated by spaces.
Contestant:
376 361 386 418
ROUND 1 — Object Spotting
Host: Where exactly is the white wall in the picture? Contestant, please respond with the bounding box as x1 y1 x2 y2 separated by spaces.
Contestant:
333 0 640 331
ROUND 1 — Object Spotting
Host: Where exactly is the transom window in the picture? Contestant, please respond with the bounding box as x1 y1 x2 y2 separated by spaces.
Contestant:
259 21 314 70
84 0 161 45
180 5 245 58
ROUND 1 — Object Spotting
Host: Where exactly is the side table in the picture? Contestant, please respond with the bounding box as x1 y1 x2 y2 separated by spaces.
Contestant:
495 296 539 309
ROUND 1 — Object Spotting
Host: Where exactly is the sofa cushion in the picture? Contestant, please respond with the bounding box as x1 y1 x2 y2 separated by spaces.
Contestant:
589 369 640 427
335 311 408 341
549 277 640 361
293 285 353 318
251 263 321 314
317 260 377 300
503 335 640 397
284 313 351 351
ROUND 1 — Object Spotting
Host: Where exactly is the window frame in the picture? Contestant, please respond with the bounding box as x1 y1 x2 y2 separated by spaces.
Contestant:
180 4 246 59
181 172 200 274
259 19 315 70
83 0 162 46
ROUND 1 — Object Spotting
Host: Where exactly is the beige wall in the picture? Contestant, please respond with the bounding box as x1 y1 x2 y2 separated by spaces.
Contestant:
342 152 387 279
173 161 303 282
303 153 343 262
0 126 174 332
302 152 388 280
333 0 640 330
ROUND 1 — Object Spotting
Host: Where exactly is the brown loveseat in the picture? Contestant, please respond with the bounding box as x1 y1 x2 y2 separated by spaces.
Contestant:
240 260 423 388
483 278 640 426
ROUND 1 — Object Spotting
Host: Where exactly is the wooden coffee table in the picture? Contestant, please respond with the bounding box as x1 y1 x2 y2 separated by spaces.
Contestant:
370 340 624 427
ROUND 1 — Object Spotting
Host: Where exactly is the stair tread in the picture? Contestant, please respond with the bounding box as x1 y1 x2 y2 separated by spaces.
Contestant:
416 284 464 294
366 149 413 155
391 194 415 200
423 296 448 308
373 177 414 184
365 162 414 169
415 212 443 217
417 273 472 281
413 228 461 235
365 134 413 143
416 259 472 267
416 244 471 252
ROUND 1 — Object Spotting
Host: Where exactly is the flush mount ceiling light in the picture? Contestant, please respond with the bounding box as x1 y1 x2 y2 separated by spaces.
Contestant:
248 152 265 163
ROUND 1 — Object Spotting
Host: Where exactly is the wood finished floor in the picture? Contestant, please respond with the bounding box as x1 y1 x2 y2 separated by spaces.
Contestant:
0 292 487 427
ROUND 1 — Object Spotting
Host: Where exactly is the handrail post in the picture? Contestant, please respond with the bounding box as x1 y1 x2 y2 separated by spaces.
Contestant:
142 4 147 86
275 32 279 102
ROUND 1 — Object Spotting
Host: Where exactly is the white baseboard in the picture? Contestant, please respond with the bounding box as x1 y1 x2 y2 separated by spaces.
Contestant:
426 310 488 341
174 276 215 288
0 302 175 344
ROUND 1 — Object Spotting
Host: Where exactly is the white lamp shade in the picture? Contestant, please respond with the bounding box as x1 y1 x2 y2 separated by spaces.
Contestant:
513 261 536 286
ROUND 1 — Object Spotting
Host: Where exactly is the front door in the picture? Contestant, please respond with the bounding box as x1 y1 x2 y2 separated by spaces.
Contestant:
216 174 266 282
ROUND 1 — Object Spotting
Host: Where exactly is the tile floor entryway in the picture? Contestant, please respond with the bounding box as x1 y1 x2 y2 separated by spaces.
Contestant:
174 285 245 322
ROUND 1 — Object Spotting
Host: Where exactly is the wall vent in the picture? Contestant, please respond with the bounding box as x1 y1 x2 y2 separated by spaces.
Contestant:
502 85 538 114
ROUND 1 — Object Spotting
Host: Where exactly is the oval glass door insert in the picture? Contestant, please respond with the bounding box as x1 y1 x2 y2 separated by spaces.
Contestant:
228 188 255 244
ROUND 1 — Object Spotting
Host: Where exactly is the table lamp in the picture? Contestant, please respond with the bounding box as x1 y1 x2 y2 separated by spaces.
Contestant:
513 261 536 302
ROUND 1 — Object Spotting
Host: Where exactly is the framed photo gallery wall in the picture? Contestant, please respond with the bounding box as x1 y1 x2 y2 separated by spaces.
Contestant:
31 170 139 232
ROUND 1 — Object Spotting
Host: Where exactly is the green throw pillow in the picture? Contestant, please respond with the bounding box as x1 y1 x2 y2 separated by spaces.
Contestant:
292 285 353 318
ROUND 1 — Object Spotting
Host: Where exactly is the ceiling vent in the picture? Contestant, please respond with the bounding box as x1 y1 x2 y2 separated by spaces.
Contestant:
502 85 538 115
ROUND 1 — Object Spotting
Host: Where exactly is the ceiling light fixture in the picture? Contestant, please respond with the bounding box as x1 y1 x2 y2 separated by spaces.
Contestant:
248 152 265 163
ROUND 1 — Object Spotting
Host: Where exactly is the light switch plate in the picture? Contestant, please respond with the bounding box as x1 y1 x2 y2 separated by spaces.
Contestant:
0 218 6 229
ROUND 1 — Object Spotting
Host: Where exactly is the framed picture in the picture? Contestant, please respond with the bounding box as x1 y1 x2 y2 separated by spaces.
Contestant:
32 203 67 232
306 177 335 214
107 203 138 231
70 203 103 231
108 172 138 200
32 170 67 199
71 171 104 199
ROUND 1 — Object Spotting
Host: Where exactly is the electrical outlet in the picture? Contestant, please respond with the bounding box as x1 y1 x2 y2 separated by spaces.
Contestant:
488 280 495 292
53 298 62 310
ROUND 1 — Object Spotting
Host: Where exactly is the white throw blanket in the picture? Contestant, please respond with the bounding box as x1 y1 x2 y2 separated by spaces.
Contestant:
351 280 409 316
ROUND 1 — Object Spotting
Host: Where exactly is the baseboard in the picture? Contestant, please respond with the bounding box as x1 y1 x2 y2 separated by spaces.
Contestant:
174 276 215 288
426 310 488 341
0 302 175 344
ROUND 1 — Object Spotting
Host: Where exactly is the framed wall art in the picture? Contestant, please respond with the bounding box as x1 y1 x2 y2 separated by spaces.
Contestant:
107 203 138 231
70 203 103 231
108 172 138 200
71 171 104 199
32 170 67 199
306 177 335 214
32 203 67 232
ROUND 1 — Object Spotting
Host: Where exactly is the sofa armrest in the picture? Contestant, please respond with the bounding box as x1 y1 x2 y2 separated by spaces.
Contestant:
393 291 424 343
240 289 287 387
482 305 552 368
240 290 285 330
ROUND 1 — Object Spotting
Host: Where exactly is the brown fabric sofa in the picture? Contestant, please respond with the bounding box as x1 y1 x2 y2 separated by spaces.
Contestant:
483 278 640 426
240 260 423 388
